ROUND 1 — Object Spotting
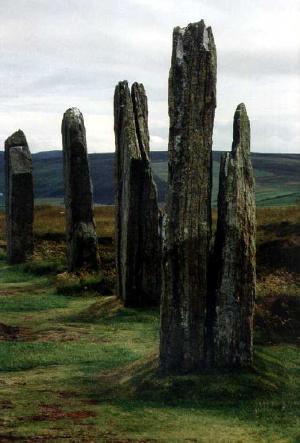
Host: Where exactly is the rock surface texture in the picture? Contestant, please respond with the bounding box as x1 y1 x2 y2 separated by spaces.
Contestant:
211 103 256 368
62 108 99 271
5 130 34 264
114 81 161 307
160 21 217 373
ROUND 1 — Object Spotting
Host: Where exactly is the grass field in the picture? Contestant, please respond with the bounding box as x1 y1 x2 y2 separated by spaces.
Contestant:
0 206 299 442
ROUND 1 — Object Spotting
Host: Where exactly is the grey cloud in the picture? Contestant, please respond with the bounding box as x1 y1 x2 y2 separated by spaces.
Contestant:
213 115 300 152
220 50 300 78
0 0 299 153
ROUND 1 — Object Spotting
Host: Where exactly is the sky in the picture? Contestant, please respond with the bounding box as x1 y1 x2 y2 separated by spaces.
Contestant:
0 0 299 154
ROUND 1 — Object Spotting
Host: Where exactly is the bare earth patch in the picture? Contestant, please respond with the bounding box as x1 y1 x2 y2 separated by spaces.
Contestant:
30 404 96 422
0 323 31 341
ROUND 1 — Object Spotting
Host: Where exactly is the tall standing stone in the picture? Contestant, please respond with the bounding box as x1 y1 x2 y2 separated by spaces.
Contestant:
114 81 161 307
160 21 217 373
211 103 256 368
62 108 99 272
5 130 34 264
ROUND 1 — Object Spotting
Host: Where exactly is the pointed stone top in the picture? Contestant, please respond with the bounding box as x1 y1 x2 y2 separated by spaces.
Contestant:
174 19 205 33
115 80 129 92
114 81 131 110
232 103 250 156
131 82 150 159
5 129 28 149
114 80 141 161
131 83 147 119
115 82 146 108
131 82 145 96
63 107 84 124
236 103 247 112
5 130 31 173
173 20 215 52
62 108 86 143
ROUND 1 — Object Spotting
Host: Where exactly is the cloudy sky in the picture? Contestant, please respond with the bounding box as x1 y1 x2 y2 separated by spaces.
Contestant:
0 0 299 153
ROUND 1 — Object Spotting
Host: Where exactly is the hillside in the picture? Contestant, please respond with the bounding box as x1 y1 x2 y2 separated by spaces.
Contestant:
0 151 299 207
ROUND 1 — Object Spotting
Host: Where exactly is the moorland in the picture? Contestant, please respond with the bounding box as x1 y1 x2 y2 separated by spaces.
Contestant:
0 151 299 207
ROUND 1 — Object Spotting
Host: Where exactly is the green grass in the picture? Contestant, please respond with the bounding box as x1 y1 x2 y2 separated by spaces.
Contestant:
0 265 47 286
0 290 71 313
0 260 299 442
0 341 140 372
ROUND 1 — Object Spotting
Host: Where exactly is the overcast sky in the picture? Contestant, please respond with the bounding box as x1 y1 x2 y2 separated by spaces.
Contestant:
0 0 299 153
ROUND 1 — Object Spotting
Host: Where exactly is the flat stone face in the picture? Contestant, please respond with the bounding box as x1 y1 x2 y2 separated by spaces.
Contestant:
62 108 99 271
160 20 217 373
114 81 161 307
211 103 256 368
5 130 34 264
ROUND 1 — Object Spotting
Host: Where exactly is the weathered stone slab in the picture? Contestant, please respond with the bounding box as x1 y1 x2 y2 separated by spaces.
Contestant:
114 81 161 307
5 130 34 264
131 82 150 155
62 108 99 271
211 103 256 368
160 20 217 373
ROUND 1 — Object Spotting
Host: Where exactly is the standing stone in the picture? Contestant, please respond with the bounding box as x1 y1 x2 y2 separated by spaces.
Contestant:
160 20 217 373
211 103 256 368
114 81 161 307
62 108 99 272
5 130 34 264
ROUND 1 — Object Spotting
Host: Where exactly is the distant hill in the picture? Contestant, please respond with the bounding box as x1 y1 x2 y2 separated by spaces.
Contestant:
0 151 299 207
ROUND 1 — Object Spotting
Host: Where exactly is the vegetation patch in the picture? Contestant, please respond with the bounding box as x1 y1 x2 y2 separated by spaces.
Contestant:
21 259 66 276
0 291 71 313
55 272 114 295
